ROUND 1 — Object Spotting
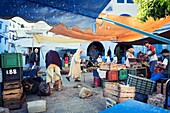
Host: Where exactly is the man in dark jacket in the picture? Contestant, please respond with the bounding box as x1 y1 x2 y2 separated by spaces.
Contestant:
45 50 62 91
45 50 62 69
28 48 39 69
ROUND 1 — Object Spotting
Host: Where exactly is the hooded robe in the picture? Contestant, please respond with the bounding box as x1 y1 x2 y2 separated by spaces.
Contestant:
68 48 82 79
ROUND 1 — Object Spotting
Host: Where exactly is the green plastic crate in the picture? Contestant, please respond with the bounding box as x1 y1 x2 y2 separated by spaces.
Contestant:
127 74 155 95
1 53 23 68
128 67 147 77
118 69 128 80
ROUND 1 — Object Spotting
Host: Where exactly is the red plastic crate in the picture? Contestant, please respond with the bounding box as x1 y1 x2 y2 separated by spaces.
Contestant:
106 70 118 81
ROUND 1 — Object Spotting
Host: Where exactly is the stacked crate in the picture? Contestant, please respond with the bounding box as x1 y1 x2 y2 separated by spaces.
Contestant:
106 69 128 83
103 82 135 104
1 53 25 110
95 69 128 89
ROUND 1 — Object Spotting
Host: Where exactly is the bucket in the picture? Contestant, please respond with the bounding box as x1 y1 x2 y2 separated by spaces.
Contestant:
94 77 101 87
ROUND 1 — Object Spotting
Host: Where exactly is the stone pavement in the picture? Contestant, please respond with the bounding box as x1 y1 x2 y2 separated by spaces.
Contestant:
10 71 106 113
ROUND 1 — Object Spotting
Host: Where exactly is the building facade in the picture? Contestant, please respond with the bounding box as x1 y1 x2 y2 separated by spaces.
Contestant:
0 19 9 53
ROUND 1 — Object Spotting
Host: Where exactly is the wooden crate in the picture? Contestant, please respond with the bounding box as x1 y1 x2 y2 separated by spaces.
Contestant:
119 84 136 93
104 88 119 96
3 81 22 90
104 82 119 91
3 87 23 101
103 82 119 101
104 90 135 103
104 83 135 103
119 85 135 102
100 63 118 70
3 94 26 110
105 98 117 108
104 92 119 102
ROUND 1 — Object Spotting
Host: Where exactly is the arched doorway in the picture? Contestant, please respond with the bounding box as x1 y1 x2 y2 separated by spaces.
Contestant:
120 14 131 17
114 43 132 64
87 41 105 58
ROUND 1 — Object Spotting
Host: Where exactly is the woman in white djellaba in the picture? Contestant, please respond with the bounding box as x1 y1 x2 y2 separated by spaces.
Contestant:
66 48 83 82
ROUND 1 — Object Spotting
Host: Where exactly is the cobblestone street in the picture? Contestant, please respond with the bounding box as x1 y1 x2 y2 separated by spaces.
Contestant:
11 72 106 113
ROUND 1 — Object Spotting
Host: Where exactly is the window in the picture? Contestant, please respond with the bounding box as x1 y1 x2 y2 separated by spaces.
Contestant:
12 35 15 40
117 0 124 3
0 21 2 29
0 35 2 43
5 37 7 44
21 24 24 28
5 25 8 33
127 0 134 3
9 33 11 39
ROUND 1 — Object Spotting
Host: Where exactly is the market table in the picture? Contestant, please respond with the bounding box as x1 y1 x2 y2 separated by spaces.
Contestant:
99 99 170 113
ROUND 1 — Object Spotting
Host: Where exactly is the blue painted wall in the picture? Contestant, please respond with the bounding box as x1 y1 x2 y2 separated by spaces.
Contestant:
0 18 9 53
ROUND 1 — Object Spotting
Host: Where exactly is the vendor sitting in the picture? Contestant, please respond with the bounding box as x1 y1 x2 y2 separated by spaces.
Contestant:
150 49 170 91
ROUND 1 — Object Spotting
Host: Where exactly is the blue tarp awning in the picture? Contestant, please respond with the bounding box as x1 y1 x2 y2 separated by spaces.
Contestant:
0 0 111 31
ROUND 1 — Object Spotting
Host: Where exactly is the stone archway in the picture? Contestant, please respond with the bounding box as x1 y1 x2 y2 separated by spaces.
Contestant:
87 41 105 58
114 43 132 63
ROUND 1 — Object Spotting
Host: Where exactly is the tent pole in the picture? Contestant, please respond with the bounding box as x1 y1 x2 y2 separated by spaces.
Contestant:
32 34 34 52
100 18 170 44
168 44 170 79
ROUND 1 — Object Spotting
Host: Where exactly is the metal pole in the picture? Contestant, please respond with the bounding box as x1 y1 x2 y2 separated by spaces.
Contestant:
168 44 170 78
32 34 34 52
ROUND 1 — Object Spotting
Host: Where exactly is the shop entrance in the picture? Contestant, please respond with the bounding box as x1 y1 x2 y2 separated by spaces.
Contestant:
87 41 105 58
